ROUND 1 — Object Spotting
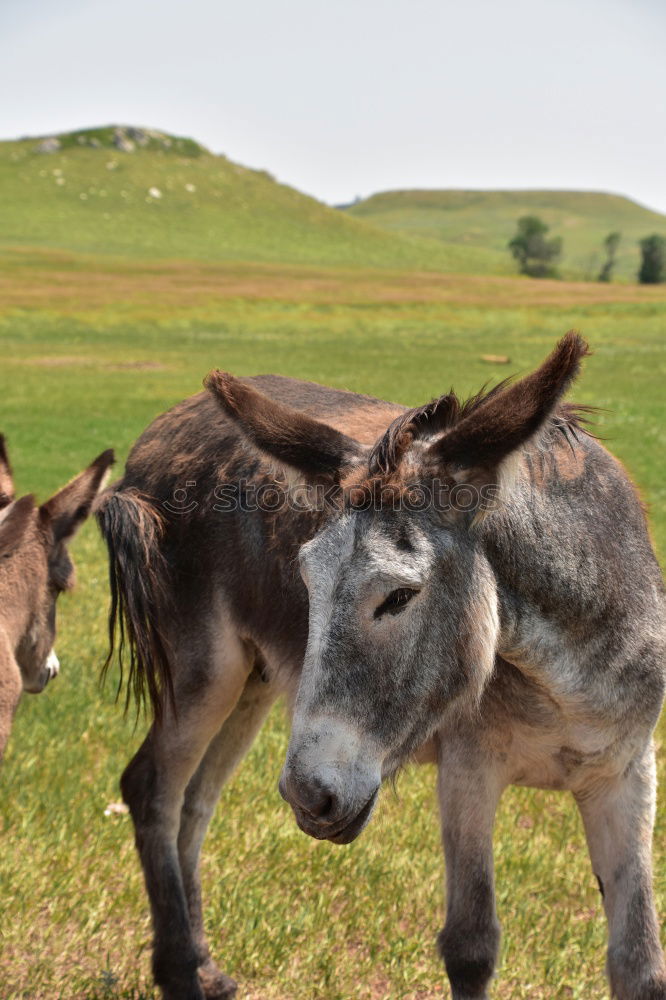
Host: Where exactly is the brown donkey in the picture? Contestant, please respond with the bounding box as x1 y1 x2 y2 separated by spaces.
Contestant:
0 437 114 760
98 333 665 1000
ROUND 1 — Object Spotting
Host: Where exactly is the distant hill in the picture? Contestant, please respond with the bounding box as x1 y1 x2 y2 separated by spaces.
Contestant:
0 126 509 274
345 189 666 281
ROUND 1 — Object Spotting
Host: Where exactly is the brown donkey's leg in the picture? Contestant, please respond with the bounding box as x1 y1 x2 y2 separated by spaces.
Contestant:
177 667 278 999
436 740 505 1000
121 625 253 1000
575 746 666 1000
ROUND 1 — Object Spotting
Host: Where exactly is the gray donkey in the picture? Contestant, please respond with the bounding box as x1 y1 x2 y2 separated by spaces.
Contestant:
0 437 114 760
98 332 665 1000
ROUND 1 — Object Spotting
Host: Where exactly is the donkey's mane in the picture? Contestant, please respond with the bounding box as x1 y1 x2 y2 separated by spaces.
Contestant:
369 381 593 477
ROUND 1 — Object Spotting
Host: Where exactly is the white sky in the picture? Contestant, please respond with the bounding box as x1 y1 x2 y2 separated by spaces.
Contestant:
2 0 665 212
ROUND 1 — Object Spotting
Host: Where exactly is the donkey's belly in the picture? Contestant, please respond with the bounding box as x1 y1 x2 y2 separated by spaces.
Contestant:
413 737 438 765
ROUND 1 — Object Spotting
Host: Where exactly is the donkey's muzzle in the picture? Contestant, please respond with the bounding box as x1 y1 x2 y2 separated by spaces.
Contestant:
23 649 60 694
279 768 379 844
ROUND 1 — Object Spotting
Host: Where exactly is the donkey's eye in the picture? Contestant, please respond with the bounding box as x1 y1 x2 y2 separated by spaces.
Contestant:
374 587 419 619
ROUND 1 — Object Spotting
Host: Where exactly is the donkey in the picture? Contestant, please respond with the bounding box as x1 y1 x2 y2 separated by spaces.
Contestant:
0 436 114 760
97 332 665 1000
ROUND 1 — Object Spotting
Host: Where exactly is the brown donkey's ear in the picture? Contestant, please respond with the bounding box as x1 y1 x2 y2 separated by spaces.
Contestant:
0 495 36 558
426 331 589 481
205 371 365 482
40 449 115 543
0 436 15 510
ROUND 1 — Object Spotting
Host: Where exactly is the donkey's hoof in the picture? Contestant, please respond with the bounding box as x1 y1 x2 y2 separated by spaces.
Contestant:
198 960 238 1000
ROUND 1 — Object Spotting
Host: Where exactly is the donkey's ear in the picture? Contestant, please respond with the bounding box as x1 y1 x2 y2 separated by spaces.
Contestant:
0 436 15 510
40 449 115 543
205 371 365 482
426 331 589 482
0 495 35 558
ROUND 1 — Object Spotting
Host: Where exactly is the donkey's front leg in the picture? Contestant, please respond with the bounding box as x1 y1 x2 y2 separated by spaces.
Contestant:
437 741 505 1000
575 745 666 1000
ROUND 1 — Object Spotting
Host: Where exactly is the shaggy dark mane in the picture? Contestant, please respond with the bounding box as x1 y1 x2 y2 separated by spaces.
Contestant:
555 402 599 441
369 378 511 476
369 383 594 477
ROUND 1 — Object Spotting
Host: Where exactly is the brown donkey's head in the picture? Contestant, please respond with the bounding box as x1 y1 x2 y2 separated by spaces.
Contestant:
207 333 588 843
0 439 114 758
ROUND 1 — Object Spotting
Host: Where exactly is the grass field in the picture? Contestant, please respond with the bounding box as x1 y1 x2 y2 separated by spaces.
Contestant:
0 251 665 1000
347 189 666 282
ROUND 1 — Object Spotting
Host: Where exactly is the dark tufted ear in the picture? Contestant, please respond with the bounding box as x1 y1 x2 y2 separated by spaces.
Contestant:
426 331 589 480
205 371 365 483
40 450 115 543
0 436 14 510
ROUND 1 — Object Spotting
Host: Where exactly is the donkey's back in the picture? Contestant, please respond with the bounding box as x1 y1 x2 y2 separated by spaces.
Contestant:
122 375 401 498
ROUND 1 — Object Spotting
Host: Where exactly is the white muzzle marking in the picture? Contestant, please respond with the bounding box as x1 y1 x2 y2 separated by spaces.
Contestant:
45 649 60 680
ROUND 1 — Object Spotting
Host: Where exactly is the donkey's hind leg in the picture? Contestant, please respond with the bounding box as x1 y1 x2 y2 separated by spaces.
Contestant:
121 626 253 1000
178 666 278 999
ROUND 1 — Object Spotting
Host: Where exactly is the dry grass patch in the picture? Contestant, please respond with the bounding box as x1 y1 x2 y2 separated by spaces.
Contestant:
2 247 666 319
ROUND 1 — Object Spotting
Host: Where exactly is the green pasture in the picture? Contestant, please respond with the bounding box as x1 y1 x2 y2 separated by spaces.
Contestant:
0 274 665 999
347 189 666 283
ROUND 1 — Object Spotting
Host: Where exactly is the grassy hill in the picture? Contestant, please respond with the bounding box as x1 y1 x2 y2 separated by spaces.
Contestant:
0 126 510 274
345 189 666 281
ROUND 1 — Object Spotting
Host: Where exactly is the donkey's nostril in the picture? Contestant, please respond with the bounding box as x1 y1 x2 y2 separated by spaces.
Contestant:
280 770 339 821
296 779 337 819
308 791 334 819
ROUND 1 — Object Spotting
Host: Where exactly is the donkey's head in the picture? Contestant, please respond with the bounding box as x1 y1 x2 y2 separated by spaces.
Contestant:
0 439 114 707
206 332 588 843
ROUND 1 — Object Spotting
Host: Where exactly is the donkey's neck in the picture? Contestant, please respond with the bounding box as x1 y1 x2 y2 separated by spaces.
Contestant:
0 562 38 651
0 602 28 652
480 432 660 678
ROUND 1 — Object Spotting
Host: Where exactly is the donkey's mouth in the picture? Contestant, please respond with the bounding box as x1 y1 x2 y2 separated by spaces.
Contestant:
295 788 379 845
327 789 378 844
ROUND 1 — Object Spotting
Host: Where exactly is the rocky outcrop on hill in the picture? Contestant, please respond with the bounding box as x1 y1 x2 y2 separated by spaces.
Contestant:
35 137 61 154
31 126 206 157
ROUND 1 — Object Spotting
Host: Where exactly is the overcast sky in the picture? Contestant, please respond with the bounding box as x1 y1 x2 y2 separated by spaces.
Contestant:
2 0 665 211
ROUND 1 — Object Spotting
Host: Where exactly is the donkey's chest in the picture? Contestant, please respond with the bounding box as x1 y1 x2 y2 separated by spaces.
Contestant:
472 658 639 793
497 721 624 792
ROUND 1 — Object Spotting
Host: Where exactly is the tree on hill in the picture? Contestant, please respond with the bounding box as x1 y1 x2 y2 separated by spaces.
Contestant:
638 234 666 284
597 231 621 282
507 216 562 277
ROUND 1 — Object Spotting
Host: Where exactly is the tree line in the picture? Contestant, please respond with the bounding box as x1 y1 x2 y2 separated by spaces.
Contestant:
508 216 666 283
